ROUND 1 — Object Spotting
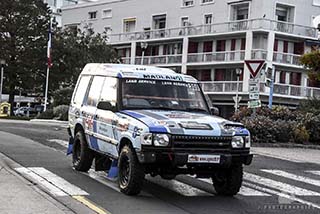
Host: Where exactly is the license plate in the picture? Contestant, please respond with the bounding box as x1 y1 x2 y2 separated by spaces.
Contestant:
188 154 220 163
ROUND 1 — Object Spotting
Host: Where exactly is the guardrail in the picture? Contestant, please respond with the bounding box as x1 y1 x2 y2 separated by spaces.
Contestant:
200 81 243 93
188 51 245 63
251 49 268 60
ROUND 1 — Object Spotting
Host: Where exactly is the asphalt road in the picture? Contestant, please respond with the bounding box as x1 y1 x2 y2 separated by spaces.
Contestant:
1 119 320 214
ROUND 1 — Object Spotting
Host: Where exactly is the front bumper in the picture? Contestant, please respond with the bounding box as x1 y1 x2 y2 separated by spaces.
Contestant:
137 148 253 167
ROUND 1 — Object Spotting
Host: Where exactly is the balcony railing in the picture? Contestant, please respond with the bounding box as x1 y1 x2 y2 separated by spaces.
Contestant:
108 18 317 43
199 81 320 99
135 54 182 65
121 57 131 64
251 49 268 60
200 81 243 93
188 51 245 63
273 52 301 66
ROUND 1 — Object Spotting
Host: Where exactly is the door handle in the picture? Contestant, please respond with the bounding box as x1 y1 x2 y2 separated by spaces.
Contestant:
95 115 99 119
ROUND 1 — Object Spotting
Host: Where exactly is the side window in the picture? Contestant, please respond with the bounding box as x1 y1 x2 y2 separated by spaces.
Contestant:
99 77 117 108
86 76 105 106
73 76 91 105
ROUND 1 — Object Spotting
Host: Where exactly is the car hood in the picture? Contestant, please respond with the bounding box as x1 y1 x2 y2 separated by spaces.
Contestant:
121 109 247 136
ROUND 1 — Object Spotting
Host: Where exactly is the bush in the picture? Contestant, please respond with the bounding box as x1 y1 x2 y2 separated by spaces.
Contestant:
36 109 54 119
53 105 69 121
52 87 73 106
293 125 310 144
304 114 320 143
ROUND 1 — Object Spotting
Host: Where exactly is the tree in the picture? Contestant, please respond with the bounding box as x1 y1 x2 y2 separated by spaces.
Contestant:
0 0 50 113
300 50 320 81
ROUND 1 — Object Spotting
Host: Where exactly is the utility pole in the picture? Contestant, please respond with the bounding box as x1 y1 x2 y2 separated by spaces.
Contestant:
0 59 6 103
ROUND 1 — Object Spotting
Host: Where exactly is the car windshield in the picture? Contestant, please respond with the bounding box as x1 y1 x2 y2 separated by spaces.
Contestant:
121 79 209 113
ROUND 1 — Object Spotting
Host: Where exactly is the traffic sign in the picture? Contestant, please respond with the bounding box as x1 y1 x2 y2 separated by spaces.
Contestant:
249 93 260 100
248 100 261 108
233 96 242 103
245 60 265 78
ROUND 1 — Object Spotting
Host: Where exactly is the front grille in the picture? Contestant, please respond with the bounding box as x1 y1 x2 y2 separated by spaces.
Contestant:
171 135 231 149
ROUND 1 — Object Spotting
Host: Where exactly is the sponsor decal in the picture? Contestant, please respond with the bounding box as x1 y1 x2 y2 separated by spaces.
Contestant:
179 122 212 130
142 74 183 81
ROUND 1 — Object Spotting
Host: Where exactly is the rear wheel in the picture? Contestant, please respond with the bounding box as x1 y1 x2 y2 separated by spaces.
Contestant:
118 145 145 195
72 131 94 172
212 165 243 196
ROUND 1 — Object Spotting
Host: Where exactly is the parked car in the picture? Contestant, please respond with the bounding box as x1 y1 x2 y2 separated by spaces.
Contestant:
14 106 36 117
68 64 253 196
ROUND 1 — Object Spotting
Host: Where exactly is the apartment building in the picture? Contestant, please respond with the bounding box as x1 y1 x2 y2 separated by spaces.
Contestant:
44 0 94 26
61 0 320 117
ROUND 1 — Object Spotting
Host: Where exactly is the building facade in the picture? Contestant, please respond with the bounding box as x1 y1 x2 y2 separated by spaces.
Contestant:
61 0 320 117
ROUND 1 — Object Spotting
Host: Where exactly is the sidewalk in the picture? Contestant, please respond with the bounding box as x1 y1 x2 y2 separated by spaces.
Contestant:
0 155 69 214
252 147 320 164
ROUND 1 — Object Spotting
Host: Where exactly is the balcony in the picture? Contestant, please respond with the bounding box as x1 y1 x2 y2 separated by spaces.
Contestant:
200 81 243 94
199 81 320 99
188 51 245 64
273 52 301 66
251 49 268 60
135 54 182 65
121 57 131 64
108 18 317 44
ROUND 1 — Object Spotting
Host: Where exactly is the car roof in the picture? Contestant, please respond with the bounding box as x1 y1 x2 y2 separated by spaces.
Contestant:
80 63 198 83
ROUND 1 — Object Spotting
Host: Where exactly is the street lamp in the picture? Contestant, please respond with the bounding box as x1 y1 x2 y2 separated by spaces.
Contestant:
140 42 148 65
235 68 242 112
0 59 6 103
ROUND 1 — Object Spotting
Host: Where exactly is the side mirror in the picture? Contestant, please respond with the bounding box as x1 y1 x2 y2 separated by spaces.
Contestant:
97 101 114 111
210 107 220 116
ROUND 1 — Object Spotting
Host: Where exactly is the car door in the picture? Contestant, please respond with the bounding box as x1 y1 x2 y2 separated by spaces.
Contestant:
95 77 119 158
82 76 105 151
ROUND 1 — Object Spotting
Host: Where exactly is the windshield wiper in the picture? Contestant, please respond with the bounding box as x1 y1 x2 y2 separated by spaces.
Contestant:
185 108 209 113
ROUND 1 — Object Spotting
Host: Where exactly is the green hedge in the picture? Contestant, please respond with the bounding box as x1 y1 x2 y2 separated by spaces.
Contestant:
232 106 320 144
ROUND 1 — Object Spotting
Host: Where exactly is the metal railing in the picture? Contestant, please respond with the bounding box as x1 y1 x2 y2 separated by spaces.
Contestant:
121 57 131 64
188 50 245 63
251 49 268 60
199 81 320 99
200 81 243 93
135 54 182 65
273 52 301 66
108 18 317 43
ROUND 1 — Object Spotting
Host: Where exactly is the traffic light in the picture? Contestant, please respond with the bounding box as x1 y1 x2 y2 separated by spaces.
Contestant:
265 66 274 88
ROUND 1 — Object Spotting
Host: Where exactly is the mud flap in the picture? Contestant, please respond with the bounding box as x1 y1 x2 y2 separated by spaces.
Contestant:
66 136 74 156
107 160 118 179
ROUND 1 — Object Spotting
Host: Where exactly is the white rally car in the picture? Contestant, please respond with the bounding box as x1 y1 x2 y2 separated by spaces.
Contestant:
68 64 252 196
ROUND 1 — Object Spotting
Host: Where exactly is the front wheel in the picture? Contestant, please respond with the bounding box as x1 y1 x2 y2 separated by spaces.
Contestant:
212 165 243 196
118 145 145 195
72 131 94 172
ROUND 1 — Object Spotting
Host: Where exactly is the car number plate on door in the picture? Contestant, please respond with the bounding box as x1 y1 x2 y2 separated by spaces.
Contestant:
187 154 220 163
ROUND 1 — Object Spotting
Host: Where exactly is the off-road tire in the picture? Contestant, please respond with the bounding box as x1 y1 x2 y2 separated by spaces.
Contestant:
118 145 145 195
72 131 94 172
212 165 243 196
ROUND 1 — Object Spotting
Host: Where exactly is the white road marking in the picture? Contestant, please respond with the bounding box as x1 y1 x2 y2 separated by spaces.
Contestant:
86 169 120 193
243 182 320 210
146 176 211 196
28 167 88 196
15 167 68 197
48 139 69 148
307 171 320 177
253 152 304 163
244 172 320 196
263 169 320 188
197 178 270 196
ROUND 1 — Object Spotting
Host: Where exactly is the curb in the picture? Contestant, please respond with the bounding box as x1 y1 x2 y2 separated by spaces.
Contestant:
30 119 68 124
252 143 320 150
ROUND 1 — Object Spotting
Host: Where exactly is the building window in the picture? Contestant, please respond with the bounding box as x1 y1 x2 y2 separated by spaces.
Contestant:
204 14 213 24
181 17 189 27
230 2 249 21
123 18 136 32
276 3 294 22
182 0 194 7
202 0 214 4
102 9 112 19
153 14 166 29
88 11 97 20
313 0 320 6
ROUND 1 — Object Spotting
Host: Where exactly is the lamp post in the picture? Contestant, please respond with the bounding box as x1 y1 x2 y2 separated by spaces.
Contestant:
235 68 242 112
140 42 148 65
0 59 6 103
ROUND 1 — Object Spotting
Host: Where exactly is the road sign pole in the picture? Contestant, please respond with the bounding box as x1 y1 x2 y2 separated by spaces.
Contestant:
268 66 275 109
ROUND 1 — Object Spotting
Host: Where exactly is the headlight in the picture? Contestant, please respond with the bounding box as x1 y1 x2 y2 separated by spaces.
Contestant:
141 133 152 145
245 136 251 148
153 134 170 147
231 136 244 148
